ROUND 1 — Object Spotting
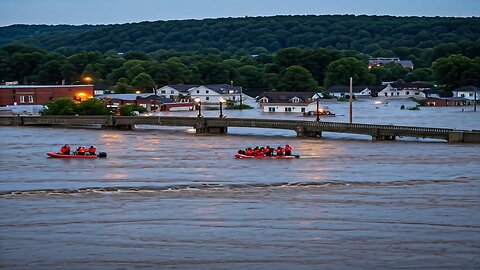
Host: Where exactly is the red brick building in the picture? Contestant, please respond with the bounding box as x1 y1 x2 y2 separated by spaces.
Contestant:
0 85 94 106
424 97 470 107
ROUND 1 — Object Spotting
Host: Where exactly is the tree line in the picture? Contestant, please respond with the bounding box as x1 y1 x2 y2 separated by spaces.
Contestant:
1 15 479 60
1 41 479 95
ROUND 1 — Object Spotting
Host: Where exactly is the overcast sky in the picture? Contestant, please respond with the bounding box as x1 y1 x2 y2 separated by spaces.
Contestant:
0 0 479 26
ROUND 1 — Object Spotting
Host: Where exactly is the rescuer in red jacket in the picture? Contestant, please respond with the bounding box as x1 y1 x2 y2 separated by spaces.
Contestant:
88 146 97 155
275 146 284 156
285 144 293 156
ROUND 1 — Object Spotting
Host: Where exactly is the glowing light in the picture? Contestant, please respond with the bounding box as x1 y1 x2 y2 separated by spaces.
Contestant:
374 101 383 105
135 91 141 94
83 77 92 84
194 98 201 103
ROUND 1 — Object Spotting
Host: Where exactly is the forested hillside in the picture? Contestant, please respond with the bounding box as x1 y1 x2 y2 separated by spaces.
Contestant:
1 15 479 55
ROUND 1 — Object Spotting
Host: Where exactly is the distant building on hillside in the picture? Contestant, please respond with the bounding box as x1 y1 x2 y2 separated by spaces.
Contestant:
368 57 414 69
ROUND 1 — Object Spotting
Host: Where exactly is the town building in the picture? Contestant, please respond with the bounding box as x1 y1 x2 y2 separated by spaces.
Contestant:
156 84 245 105
368 57 414 69
388 82 432 98
452 86 479 101
156 85 197 101
188 84 243 105
257 92 322 113
96 93 193 111
0 85 94 106
424 97 470 107
326 86 373 98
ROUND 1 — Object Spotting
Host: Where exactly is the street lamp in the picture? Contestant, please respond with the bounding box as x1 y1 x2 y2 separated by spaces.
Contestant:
194 98 202 117
83 77 92 85
135 90 141 94
219 98 226 118
316 97 320 122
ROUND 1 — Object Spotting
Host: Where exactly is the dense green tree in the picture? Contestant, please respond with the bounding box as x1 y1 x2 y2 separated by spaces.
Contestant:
41 98 77 115
278 65 318 91
123 50 149 60
404 68 433 82
324 57 375 87
432 54 476 90
76 98 108 115
1 16 479 55
113 82 134 94
119 104 147 116
34 60 63 84
132 72 155 91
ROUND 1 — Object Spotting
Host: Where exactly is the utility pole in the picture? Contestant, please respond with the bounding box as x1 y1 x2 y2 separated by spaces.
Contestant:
316 97 320 122
349 77 353 124
474 90 477 112
153 85 158 111
240 86 243 109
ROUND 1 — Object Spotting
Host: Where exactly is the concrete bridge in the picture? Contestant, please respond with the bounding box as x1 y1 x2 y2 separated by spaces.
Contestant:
1 115 479 143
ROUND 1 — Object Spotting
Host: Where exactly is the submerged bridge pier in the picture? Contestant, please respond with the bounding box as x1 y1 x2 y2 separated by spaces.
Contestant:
1 115 479 143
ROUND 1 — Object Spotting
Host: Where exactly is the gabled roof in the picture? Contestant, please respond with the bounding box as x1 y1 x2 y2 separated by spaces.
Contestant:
162 84 200 92
97 93 153 101
389 82 432 89
326 85 370 93
200 84 242 94
427 97 469 101
257 92 316 103
165 84 242 94
368 85 389 95
453 85 480 92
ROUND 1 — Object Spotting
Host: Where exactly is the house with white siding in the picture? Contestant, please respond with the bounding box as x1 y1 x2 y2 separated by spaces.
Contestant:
257 92 322 113
326 86 372 98
188 84 243 105
452 85 479 101
156 85 197 101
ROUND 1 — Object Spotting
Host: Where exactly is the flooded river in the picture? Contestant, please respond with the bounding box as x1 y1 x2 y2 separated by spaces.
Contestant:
1 99 479 269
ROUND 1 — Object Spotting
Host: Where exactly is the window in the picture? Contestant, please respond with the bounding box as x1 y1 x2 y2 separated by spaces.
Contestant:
171 90 174 94
206 97 210 101
28 96 34 103
301 108 305 113
206 90 209 93
268 107 275 112
284 107 292 112
20 96 25 103
196 90 199 93
406 91 410 95
161 90 166 94
469 93 473 97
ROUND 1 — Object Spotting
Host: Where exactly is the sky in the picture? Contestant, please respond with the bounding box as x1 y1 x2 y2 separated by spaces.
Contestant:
0 0 479 26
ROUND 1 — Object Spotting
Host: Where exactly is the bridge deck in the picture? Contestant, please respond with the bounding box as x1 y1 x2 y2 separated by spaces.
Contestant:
1 115 479 143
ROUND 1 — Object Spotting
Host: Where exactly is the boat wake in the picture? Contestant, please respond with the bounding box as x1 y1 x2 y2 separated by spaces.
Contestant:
0 178 468 197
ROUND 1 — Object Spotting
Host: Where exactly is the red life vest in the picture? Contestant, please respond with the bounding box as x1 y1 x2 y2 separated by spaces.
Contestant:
88 147 96 154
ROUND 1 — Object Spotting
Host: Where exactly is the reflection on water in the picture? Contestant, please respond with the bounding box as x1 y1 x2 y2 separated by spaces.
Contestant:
1 99 479 269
